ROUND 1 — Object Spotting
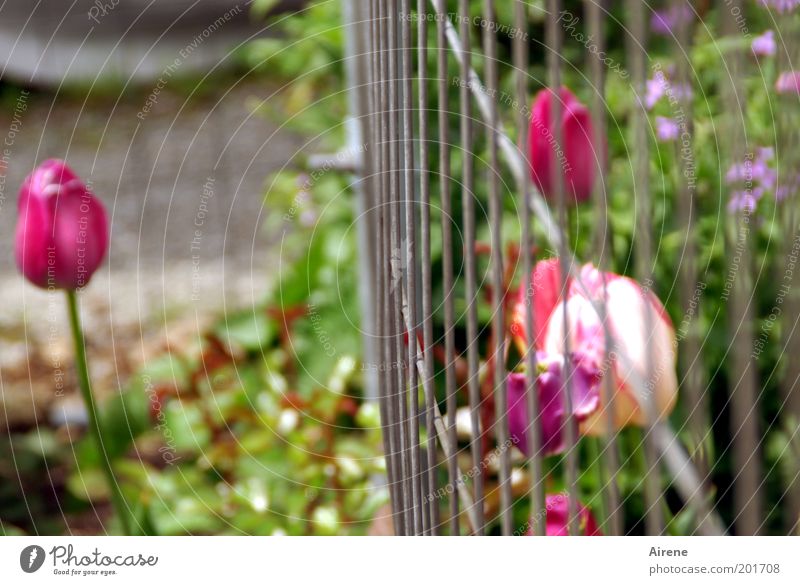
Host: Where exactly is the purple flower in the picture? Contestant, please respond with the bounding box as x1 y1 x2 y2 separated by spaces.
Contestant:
507 352 601 458
726 148 777 213
758 0 800 13
776 71 800 94
645 72 692 110
645 74 668 110
650 5 694 36
655 116 680 142
751 30 776 57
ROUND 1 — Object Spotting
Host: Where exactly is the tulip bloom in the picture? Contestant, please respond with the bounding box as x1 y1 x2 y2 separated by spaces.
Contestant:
511 260 678 434
776 71 800 95
507 355 600 457
528 87 600 204
15 160 109 289
527 494 602 536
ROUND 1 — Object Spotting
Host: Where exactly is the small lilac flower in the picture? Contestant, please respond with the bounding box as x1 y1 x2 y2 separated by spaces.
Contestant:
650 5 694 36
758 0 800 14
645 73 668 110
776 71 800 94
751 30 776 57
507 352 601 457
655 116 680 142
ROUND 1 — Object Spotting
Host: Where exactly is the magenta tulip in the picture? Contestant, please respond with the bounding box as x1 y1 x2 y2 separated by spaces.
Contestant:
15 160 109 289
511 259 678 435
507 354 600 457
528 87 600 204
526 494 602 536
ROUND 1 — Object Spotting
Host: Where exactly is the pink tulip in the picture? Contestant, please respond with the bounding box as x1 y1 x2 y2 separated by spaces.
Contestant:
507 355 600 457
510 258 564 354
15 160 109 289
526 493 602 536
511 260 678 434
528 87 600 204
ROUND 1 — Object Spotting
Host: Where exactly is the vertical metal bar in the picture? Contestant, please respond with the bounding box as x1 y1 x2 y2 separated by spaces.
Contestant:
721 0 762 536
584 0 622 537
433 0 460 536
376 0 405 536
673 0 707 475
367 0 395 530
388 0 415 534
515 0 546 537
482 0 512 536
778 19 800 535
417 0 440 536
457 0 485 535
626 0 664 535
400 0 424 536
546 0 579 536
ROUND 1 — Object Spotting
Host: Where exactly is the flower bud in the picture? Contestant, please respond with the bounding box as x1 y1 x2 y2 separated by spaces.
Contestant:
15 160 109 290
528 87 600 204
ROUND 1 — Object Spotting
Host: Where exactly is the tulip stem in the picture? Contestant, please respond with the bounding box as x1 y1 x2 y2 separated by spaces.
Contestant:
66 290 132 535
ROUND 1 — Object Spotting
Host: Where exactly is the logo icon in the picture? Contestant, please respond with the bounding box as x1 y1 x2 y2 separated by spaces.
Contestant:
20 545 46 573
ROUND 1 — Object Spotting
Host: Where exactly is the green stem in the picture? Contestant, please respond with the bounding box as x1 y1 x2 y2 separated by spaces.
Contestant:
66 290 132 535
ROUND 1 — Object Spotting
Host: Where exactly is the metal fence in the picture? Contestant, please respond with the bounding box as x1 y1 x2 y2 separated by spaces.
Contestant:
345 0 795 535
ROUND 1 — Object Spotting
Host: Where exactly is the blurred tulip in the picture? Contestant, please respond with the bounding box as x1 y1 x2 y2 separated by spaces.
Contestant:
526 493 602 536
15 160 109 289
511 260 678 434
507 353 600 457
510 257 564 354
528 87 600 204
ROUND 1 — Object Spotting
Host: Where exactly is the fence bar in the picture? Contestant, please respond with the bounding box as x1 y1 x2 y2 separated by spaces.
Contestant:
514 0 546 537
626 0 664 535
399 0 424 536
367 0 396 533
388 0 415 534
373 0 404 535
433 0 460 536
481 0 512 536
457 0 486 535
721 0 762 536
417 0 439 536
584 0 622 537
546 0 580 536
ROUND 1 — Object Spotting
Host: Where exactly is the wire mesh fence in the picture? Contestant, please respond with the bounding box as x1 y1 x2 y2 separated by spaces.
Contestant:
348 0 799 536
